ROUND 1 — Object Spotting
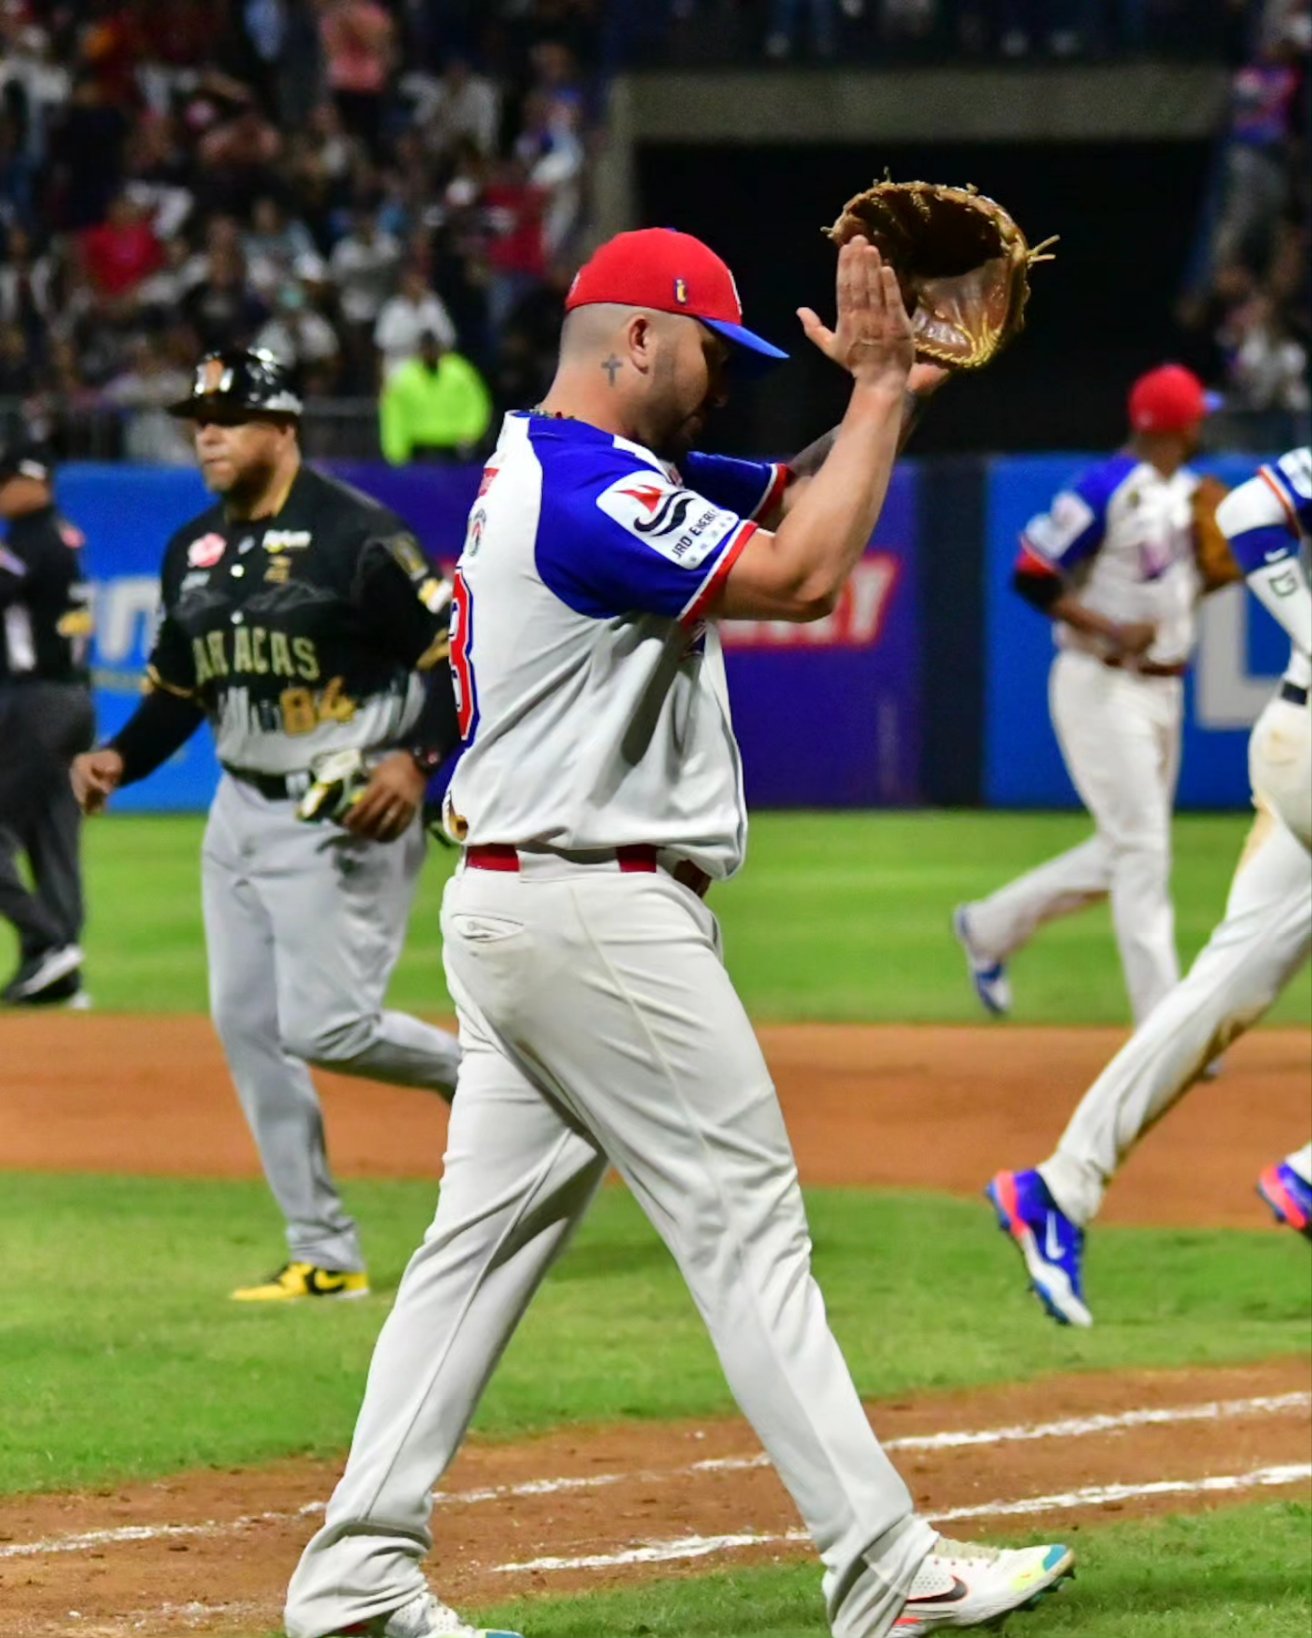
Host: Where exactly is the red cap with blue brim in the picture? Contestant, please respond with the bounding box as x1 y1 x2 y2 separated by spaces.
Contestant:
566 228 788 371
1128 363 1218 434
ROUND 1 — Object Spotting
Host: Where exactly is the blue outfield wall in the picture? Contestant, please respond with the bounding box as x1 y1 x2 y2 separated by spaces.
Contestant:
983 453 1286 809
63 452 1278 814
70 459 923 813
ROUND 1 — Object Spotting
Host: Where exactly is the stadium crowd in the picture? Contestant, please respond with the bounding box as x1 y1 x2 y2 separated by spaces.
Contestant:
0 0 604 460
1176 0 1311 448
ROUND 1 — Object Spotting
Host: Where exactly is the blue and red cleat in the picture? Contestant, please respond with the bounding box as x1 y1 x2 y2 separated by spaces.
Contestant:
986 1168 1093 1328
1257 1161 1312 1239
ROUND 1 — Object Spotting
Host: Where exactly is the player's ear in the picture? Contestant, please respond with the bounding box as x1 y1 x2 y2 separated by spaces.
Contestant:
626 312 655 375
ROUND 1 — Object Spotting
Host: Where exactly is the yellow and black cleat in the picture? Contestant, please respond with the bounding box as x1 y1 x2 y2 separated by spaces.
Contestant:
230 1261 370 1303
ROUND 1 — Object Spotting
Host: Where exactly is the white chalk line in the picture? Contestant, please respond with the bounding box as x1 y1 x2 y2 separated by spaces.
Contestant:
493 1462 1312 1575
1 1390 1306 1563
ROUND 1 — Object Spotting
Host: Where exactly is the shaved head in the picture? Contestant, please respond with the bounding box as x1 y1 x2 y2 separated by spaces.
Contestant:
548 303 730 458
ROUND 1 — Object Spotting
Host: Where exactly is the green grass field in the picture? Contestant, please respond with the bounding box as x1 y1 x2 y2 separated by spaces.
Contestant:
4 809 1309 1024
4 1176 1307 1496
2 810 1308 1636
464 1504 1312 1638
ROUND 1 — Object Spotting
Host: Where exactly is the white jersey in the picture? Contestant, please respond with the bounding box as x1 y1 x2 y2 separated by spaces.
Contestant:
1217 446 1312 691
445 411 788 879
1020 453 1202 666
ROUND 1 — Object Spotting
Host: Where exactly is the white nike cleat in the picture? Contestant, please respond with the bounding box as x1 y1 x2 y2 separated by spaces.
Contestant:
892 1536 1075 1632
951 908 1012 1017
334 1589 525 1637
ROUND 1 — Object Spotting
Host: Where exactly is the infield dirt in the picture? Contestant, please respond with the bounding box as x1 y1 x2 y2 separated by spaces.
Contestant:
2 1017 1309 1637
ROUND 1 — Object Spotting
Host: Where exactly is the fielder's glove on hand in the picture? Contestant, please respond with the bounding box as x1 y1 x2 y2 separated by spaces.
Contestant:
296 748 371 824
826 179 1057 370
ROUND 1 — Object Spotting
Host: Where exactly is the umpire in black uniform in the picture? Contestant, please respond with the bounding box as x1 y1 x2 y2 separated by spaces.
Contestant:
0 445 96 1005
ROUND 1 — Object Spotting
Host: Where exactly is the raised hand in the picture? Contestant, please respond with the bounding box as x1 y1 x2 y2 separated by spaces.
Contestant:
797 235 914 392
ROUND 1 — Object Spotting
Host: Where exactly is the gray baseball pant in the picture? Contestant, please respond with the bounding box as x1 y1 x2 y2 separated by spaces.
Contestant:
201 774 460 1271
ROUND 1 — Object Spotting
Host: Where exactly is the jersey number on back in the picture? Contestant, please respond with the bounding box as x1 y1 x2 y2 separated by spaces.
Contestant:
450 569 478 741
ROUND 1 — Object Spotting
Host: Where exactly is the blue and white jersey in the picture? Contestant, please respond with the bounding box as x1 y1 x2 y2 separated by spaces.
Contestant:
445 412 788 877
1217 447 1312 691
1018 452 1202 666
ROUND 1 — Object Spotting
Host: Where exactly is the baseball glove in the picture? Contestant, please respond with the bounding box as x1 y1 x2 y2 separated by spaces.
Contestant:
1192 474 1243 593
825 180 1057 370
296 748 371 824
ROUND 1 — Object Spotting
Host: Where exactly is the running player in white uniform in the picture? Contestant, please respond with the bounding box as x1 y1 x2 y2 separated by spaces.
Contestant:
954 366 1213 1024
284 230 1074 1638
986 447 1312 1327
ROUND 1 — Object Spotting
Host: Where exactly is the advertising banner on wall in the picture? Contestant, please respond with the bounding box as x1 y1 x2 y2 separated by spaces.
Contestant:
63 458 923 813
983 453 1288 809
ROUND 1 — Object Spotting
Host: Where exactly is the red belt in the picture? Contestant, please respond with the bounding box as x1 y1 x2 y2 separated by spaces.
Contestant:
466 843 711 899
1102 656 1188 679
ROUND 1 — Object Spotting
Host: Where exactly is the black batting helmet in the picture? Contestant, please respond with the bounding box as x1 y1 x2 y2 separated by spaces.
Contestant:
168 348 303 422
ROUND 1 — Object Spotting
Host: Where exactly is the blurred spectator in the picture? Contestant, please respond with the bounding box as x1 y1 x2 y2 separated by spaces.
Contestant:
0 17 71 165
379 328 491 464
184 244 269 351
1220 289 1311 415
1211 42 1302 274
256 281 344 395
0 322 34 396
766 0 839 58
319 0 396 155
45 74 131 230
515 90 585 260
374 263 456 378
102 334 194 463
244 194 325 301
0 225 56 338
80 192 165 300
407 54 500 159
483 158 548 342
0 106 35 228
329 204 402 328
197 95 284 216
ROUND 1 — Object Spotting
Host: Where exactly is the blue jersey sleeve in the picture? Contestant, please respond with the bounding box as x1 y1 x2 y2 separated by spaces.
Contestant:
681 451 790 521
534 446 757 626
1019 455 1132 573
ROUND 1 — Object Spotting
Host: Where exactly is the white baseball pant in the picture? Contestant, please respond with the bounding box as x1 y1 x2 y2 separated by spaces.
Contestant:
966 649 1183 1023
1039 686 1312 1228
286 862 934 1638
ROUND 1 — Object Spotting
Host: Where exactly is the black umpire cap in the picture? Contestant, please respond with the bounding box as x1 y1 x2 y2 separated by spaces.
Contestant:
168 348 304 423
0 441 53 487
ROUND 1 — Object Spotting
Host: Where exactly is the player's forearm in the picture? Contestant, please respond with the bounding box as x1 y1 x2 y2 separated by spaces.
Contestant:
779 388 926 522
106 687 206 785
1042 593 1124 643
1245 559 1312 657
755 382 905 616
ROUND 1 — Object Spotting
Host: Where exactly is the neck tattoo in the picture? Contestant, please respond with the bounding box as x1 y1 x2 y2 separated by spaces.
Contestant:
601 354 622 386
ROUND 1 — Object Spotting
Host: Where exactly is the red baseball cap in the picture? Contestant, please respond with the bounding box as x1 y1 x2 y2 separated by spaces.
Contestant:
566 228 788 368
1127 364 1216 434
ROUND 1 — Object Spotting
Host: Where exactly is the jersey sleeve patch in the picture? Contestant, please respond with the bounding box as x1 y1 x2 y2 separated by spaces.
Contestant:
594 473 740 570
1021 488 1101 568
534 445 753 623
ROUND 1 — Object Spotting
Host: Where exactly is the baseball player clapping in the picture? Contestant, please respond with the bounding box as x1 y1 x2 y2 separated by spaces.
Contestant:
284 228 1074 1638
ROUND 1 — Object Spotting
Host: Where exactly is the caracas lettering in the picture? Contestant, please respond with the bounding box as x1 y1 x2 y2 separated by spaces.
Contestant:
191 627 321 685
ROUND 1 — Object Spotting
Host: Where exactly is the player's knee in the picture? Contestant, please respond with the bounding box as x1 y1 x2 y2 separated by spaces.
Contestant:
281 1011 376 1067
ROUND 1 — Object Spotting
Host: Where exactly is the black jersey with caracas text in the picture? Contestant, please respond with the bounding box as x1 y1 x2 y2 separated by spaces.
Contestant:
147 465 452 775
